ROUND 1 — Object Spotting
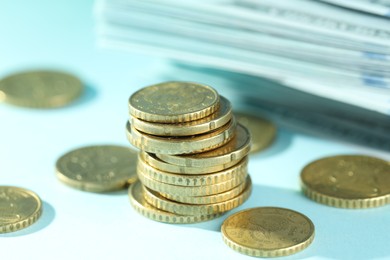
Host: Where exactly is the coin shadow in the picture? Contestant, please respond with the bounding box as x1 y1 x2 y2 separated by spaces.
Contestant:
185 184 390 260
250 128 293 159
67 84 98 108
0 201 55 237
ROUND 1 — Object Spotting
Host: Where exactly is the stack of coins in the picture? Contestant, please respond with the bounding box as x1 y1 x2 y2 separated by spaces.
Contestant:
126 81 252 223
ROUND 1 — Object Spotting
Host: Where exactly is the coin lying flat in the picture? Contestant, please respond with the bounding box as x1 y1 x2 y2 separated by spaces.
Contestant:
129 81 220 123
56 145 138 192
222 207 315 258
128 181 221 224
235 112 276 154
143 176 252 216
157 123 251 167
138 155 248 186
0 70 83 108
127 118 236 155
301 155 390 208
130 96 232 136
0 186 42 233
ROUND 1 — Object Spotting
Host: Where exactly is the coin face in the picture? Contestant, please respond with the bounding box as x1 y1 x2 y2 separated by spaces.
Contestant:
56 145 138 192
0 186 42 233
235 112 276 154
301 155 390 208
128 81 219 123
0 70 83 108
221 207 315 257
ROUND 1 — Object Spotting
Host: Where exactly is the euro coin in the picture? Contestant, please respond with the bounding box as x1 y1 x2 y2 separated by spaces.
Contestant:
0 186 42 233
301 155 390 208
130 96 232 136
157 123 251 167
128 81 219 123
235 112 276 154
56 145 138 192
0 70 83 108
126 118 236 155
128 181 221 224
221 207 315 257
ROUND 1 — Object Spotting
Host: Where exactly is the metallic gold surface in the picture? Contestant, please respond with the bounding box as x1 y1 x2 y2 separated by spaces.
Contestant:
157 123 251 167
128 81 219 123
126 118 236 155
0 186 42 233
301 155 390 208
143 176 252 216
56 145 138 192
138 169 247 196
138 155 248 186
235 112 276 154
0 70 83 108
128 181 222 223
222 207 315 257
141 152 241 175
130 96 232 136
162 177 249 205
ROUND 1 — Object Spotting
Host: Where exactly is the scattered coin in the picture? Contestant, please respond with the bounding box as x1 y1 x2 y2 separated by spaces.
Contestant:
0 70 83 108
0 186 42 233
301 155 390 208
222 207 315 257
128 81 220 123
128 181 221 224
56 145 138 192
235 112 276 154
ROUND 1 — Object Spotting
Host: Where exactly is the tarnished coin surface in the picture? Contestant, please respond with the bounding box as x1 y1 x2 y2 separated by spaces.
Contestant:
56 145 138 192
221 207 315 257
0 186 42 233
128 81 219 123
301 155 390 208
235 112 276 154
0 70 83 108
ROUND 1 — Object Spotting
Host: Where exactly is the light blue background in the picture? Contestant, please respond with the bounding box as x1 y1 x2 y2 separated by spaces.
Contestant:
0 1 389 259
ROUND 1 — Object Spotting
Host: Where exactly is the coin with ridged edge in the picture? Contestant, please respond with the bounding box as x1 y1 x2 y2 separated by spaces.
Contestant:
128 81 219 123
128 181 222 224
138 155 248 187
221 207 315 257
301 155 390 208
130 96 232 136
162 177 248 205
0 70 83 108
126 118 236 155
235 112 276 154
56 145 138 192
141 152 241 175
0 186 42 233
157 123 251 167
143 176 252 216
138 169 247 197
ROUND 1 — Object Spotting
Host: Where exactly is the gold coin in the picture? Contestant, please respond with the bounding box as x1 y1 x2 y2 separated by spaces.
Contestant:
130 96 232 136
128 81 219 123
127 118 236 155
56 145 138 192
162 177 248 205
157 123 251 167
301 155 390 208
138 154 248 186
0 186 42 233
138 168 247 196
0 70 83 108
235 112 276 154
222 207 315 257
128 181 222 224
141 152 241 175
143 176 252 216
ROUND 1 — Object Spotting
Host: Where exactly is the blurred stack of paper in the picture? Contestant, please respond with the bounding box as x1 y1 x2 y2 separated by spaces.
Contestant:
95 0 390 150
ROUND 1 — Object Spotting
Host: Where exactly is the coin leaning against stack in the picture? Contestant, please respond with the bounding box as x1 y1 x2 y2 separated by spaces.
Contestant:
126 81 252 223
